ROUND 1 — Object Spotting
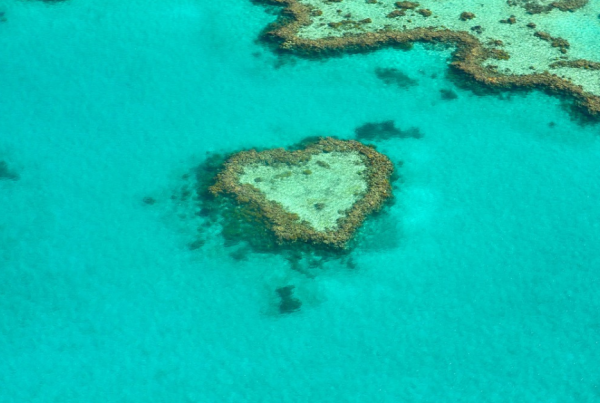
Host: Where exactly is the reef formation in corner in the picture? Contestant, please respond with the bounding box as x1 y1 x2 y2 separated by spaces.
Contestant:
210 137 393 249
258 0 600 118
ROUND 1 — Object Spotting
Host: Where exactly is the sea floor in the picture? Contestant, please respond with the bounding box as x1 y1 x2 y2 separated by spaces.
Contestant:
1 0 600 402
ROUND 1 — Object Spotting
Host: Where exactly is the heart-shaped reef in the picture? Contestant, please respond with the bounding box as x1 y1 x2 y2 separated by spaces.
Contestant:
210 138 394 249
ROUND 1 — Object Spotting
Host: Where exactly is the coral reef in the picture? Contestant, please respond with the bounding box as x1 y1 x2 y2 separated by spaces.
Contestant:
210 137 394 249
255 0 600 120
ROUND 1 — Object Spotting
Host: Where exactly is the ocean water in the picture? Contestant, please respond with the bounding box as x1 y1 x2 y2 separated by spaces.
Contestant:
1 0 600 402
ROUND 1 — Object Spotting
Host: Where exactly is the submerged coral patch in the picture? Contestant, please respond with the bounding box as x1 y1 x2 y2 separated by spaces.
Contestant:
210 137 394 249
510 0 588 14
355 120 422 141
374 67 418 88
0 161 19 181
440 88 459 100
276 285 302 313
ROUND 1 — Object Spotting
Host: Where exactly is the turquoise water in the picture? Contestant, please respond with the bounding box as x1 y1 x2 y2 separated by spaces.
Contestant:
1 0 600 401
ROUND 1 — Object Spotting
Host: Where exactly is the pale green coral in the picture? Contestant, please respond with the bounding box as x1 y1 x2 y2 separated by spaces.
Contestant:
239 151 367 231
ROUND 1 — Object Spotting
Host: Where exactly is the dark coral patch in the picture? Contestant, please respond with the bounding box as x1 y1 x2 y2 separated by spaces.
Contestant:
510 0 588 14
355 120 422 141
374 67 418 88
276 285 302 313
440 88 458 100
0 161 19 181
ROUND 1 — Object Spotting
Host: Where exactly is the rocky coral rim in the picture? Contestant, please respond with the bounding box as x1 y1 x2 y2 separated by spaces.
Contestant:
210 137 394 249
510 0 588 14
256 0 600 119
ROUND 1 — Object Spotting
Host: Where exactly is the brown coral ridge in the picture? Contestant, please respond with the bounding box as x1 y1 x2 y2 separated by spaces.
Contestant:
534 31 570 53
508 0 588 14
210 137 394 249
256 0 600 120
550 59 600 70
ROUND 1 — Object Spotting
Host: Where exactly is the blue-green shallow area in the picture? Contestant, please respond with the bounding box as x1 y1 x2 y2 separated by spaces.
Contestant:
1 0 599 402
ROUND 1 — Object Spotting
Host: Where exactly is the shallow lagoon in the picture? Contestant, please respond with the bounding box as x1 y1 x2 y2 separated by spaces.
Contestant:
239 150 367 232
1 0 600 402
